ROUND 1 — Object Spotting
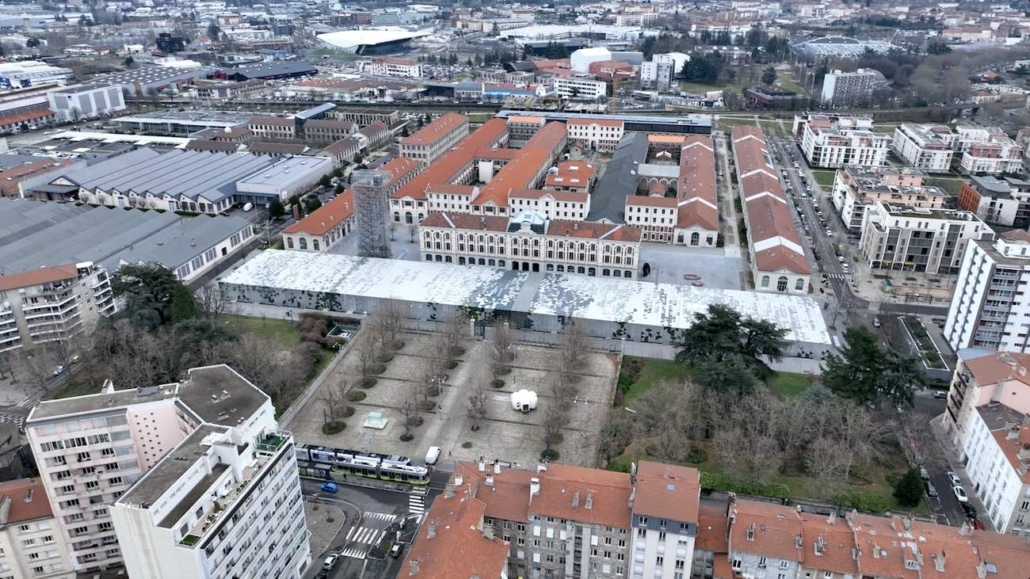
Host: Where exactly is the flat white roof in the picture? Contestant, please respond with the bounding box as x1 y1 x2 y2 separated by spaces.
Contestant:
317 29 429 50
221 251 832 345
49 131 189 146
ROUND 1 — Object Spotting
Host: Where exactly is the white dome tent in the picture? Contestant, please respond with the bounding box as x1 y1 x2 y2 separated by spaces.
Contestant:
511 389 538 413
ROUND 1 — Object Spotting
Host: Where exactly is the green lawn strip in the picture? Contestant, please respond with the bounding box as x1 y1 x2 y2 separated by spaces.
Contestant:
810 169 837 188
218 314 301 348
769 372 813 397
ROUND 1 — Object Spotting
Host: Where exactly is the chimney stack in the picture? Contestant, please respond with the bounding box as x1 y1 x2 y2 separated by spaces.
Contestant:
409 561 420 576
493 463 501 475
530 477 541 498
427 522 436 539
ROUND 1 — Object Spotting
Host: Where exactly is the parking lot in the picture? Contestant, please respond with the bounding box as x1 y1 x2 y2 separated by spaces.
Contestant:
289 330 619 469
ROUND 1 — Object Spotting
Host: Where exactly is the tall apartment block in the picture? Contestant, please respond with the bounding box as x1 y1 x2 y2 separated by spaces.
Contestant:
24 365 309 578
945 231 1030 353
792 114 890 169
820 68 888 107
0 263 114 354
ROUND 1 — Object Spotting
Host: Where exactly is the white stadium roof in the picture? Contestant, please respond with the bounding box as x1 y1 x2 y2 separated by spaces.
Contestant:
317 29 430 51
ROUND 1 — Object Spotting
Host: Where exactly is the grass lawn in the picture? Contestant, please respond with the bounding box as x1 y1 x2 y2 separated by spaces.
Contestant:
49 379 102 400
716 117 758 131
810 169 837 188
758 119 787 138
621 357 689 404
769 372 813 397
774 73 804 95
218 315 301 348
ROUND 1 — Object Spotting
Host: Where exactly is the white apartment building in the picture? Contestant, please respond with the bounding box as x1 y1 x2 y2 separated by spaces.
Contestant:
46 85 126 123
566 119 624 153
419 210 642 278
945 232 1030 353
859 202 992 275
956 126 1024 175
891 124 958 173
364 58 423 78
831 166 947 234
639 53 688 91
820 68 888 107
0 478 74 579
25 365 310 577
945 351 1030 534
0 262 114 354
399 113 469 166
957 175 1030 229
793 114 890 168
553 76 608 101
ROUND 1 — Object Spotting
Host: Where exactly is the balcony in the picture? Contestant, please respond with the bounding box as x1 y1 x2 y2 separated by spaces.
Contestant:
256 432 288 455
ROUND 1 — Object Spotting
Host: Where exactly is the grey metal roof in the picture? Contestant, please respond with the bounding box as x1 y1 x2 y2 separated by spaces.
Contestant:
0 198 250 275
295 102 336 121
588 132 648 223
52 148 276 204
0 153 45 170
228 61 317 79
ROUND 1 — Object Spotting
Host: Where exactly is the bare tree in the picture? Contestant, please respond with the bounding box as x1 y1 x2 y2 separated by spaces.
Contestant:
491 321 513 379
357 343 380 383
193 286 235 318
805 436 853 487
399 399 418 439
370 300 404 351
16 348 57 394
559 317 589 372
320 377 353 424
408 223 418 243
542 400 564 457
467 388 488 431
441 311 468 358
45 332 81 370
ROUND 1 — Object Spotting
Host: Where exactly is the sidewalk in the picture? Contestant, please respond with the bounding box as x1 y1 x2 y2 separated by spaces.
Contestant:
304 499 346 558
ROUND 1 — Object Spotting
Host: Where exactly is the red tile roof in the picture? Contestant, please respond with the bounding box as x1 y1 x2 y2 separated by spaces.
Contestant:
696 504 729 554
676 136 718 231
392 119 509 201
283 189 354 236
401 489 509 578
728 500 804 562
474 121 567 208
632 461 700 523
544 160 596 189
731 125 810 275
0 478 55 523
401 112 467 146
0 109 54 126
0 263 78 292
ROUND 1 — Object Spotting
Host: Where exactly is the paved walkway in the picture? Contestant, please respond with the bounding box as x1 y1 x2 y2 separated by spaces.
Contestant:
305 499 346 559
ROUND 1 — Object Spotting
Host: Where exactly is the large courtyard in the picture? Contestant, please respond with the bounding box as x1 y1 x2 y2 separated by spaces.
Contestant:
288 329 619 468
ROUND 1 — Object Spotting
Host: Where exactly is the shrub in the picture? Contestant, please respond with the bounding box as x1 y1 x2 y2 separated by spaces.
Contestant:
446 360 459 370
345 391 366 402
836 491 893 513
360 378 377 389
494 365 511 376
685 445 707 464
699 472 791 499
449 346 466 357
400 433 414 441
377 353 394 364
370 363 387 376
461 441 473 449
341 406 355 418
491 379 505 389
540 449 560 461
419 400 436 412
322 421 346 435
407 416 424 427
427 385 441 397
892 468 925 508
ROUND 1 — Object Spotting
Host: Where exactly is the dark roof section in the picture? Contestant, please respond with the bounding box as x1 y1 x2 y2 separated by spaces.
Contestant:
588 132 649 222
225 61 317 81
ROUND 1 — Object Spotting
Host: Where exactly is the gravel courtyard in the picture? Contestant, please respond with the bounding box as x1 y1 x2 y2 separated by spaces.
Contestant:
289 329 619 468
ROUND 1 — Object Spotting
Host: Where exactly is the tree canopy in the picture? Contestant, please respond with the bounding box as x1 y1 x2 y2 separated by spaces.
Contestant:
822 326 926 407
674 304 787 393
113 264 195 329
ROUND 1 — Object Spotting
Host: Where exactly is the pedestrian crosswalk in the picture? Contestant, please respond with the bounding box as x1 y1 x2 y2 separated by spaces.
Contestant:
363 512 397 523
823 273 849 280
408 492 426 516
338 546 367 560
0 413 25 427
345 525 386 546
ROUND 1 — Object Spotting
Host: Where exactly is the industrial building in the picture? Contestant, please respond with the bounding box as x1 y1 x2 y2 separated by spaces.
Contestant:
86 65 214 97
34 147 331 212
496 110 712 136
113 110 251 136
219 250 833 354
45 84 126 122
0 198 256 284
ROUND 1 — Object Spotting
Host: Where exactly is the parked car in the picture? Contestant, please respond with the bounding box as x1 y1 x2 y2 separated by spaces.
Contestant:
925 480 939 498
320 482 338 493
390 544 403 558
962 503 978 517
933 391 948 399
837 255 845 262
873 317 882 328
953 485 969 503
324 554 340 571
947 471 962 486
920 466 930 481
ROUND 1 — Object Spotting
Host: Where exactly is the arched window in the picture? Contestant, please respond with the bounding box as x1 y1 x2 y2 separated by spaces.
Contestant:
761 275 770 288
393 212 400 222
546 264 554 271
488 259 496 266
286 237 294 249
777 276 788 292
613 270 622 277
459 257 466 265
690 232 700 246
313 239 320 251
405 212 413 224
795 278 806 291
299 238 308 250
557 265 565 272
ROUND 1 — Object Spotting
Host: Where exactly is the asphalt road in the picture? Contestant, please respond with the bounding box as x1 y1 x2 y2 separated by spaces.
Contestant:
300 471 449 579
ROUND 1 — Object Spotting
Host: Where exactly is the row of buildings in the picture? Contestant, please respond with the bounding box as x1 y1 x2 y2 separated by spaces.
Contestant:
793 115 1026 178
402 457 1030 579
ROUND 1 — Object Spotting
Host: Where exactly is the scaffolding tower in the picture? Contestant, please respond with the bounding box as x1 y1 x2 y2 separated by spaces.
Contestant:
353 169 392 259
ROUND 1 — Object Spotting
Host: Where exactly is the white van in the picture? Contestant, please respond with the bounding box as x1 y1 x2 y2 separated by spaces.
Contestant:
242 202 253 212
425 446 441 466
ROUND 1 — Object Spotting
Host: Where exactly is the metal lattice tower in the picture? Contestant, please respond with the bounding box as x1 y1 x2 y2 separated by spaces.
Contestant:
353 169 392 258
